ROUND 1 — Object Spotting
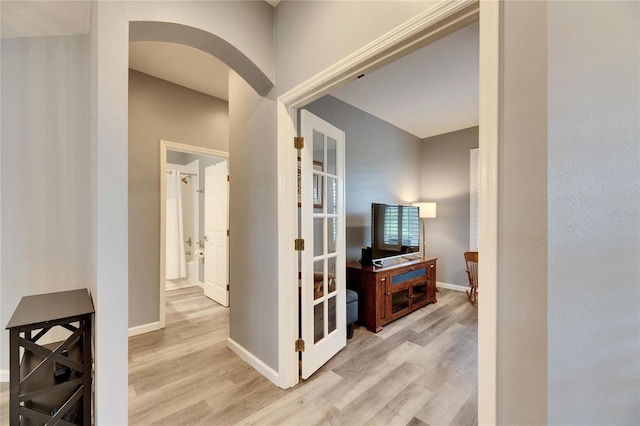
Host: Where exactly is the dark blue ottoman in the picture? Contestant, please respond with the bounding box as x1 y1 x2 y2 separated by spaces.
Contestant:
346 289 358 339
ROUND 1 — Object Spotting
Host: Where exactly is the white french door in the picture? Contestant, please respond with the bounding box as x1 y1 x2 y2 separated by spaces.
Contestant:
299 110 346 379
204 160 229 307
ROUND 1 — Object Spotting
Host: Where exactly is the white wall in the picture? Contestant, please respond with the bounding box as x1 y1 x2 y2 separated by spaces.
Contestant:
92 2 274 422
0 34 92 378
303 95 422 263
547 1 640 424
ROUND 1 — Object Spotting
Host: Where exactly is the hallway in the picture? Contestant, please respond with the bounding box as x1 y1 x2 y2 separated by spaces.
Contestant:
128 287 477 425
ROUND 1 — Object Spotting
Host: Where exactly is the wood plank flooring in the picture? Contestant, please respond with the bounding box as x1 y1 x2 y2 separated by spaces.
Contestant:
129 286 477 425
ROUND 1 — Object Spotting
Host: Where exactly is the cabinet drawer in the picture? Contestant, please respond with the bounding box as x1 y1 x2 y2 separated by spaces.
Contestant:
391 268 427 285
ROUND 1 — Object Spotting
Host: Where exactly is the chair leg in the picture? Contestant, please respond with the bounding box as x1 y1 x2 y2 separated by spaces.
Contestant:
466 286 478 304
347 323 354 339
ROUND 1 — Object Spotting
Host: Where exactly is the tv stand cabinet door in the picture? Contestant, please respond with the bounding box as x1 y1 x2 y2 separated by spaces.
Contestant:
426 259 437 303
376 273 390 329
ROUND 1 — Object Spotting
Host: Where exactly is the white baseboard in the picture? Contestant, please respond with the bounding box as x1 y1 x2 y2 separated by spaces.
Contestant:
128 321 161 337
0 369 8 382
227 337 280 387
438 281 469 292
166 281 200 291
197 281 204 288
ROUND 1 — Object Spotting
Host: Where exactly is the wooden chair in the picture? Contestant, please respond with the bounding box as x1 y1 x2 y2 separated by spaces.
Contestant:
464 251 478 304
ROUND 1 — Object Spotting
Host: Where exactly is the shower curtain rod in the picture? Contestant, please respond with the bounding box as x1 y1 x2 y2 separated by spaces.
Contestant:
166 171 197 177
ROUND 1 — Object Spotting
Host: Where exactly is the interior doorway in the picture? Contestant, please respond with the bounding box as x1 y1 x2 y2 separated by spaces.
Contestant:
277 4 498 424
159 140 230 328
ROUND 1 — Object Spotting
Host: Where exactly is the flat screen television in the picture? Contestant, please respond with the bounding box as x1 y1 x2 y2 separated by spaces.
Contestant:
371 203 420 263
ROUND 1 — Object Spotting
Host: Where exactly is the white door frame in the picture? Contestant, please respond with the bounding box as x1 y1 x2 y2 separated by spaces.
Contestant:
159 140 229 329
276 1 499 424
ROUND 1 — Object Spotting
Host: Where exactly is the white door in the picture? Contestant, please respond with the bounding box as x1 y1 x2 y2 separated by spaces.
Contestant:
204 161 229 307
300 110 346 379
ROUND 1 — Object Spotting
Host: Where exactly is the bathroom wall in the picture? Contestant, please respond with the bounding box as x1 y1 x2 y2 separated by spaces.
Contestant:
166 151 224 284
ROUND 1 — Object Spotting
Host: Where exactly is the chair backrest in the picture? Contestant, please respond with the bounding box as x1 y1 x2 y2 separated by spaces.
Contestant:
464 251 478 288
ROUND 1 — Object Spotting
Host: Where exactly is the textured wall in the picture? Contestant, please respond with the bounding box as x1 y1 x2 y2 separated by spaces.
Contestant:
547 1 640 424
228 70 279 370
498 1 548 423
1 34 92 377
420 127 478 286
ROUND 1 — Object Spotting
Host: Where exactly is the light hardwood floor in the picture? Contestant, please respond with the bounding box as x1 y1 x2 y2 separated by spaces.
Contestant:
129 286 477 425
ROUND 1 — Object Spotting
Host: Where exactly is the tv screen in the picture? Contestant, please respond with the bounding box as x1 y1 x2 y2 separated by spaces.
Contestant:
371 203 420 262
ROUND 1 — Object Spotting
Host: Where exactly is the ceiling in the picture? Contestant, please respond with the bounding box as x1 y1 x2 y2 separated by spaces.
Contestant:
129 41 230 101
1 0 478 139
0 0 91 38
330 22 479 139
129 21 478 139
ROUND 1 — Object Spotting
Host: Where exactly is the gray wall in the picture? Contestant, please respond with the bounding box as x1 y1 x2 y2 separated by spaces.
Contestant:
228 70 278 370
420 127 478 286
303 96 422 263
0 34 93 375
547 1 639 424
498 1 548 422
129 69 229 328
6 1 275 421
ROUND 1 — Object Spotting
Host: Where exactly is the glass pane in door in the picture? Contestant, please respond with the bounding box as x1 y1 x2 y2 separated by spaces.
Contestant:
314 302 324 343
327 177 337 215
327 137 337 175
314 218 324 257
313 173 324 213
327 256 337 294
313 130 324 163
328 296 337 334
313 259 324 300
328 217 337 254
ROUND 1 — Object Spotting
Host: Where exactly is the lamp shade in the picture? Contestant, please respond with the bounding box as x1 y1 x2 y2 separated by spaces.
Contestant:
413 202 437 219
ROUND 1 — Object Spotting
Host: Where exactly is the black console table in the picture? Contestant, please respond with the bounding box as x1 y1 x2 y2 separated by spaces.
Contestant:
6 289 94 425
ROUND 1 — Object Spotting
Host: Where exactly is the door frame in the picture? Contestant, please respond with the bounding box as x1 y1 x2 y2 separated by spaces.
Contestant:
159 140 229 329
276 1 499 423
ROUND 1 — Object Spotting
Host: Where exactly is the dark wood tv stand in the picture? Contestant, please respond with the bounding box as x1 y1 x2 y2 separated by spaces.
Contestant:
347 257 437 332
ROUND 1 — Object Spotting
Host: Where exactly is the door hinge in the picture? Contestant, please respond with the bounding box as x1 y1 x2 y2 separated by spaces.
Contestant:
226 284 230 291
227 229 230 236
294 239 305 251
295 339 305 352
294 136 304 150
227 174 230 182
